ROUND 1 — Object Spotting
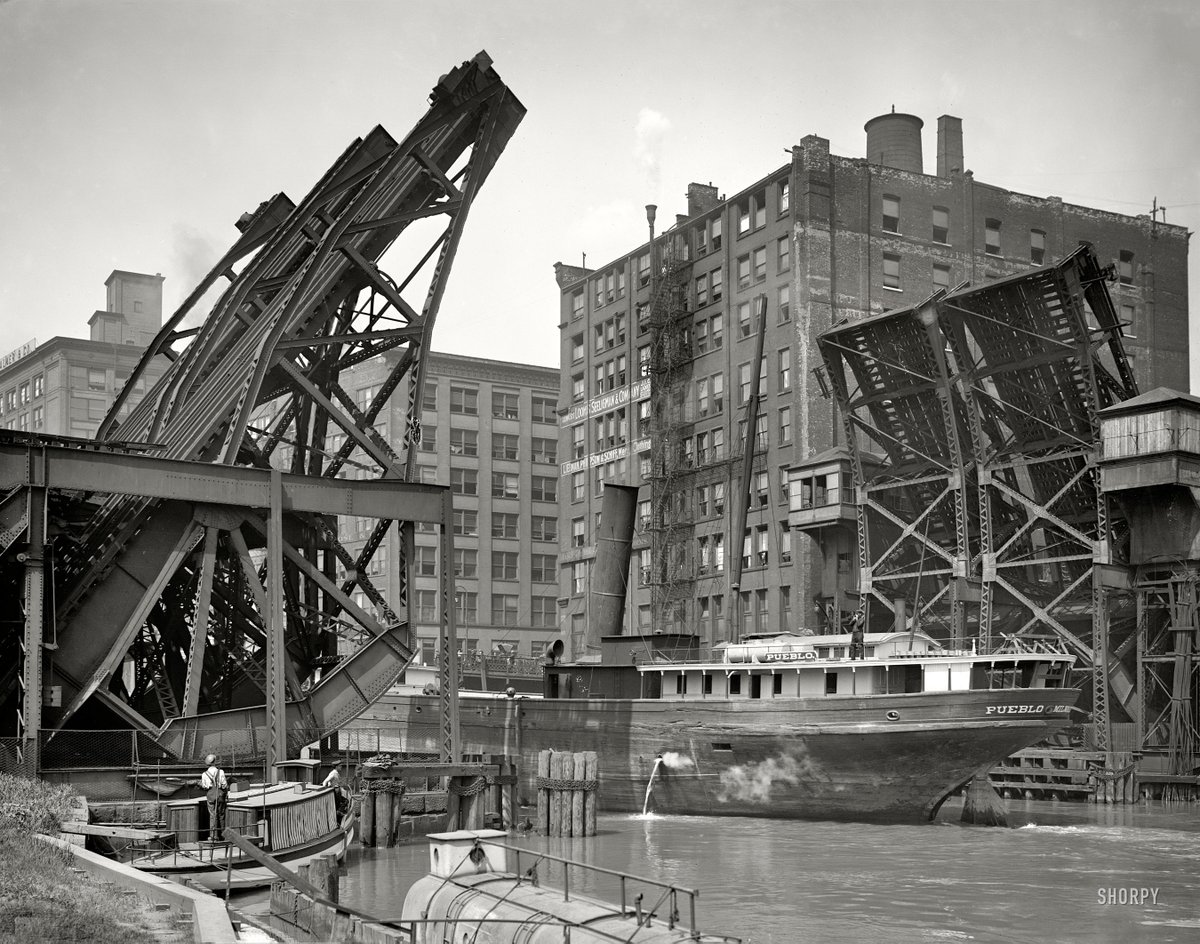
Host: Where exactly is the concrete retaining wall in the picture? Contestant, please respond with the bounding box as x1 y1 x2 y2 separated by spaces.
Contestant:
36 835 238 944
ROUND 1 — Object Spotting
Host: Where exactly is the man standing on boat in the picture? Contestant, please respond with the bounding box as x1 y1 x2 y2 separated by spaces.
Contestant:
200 754 229 841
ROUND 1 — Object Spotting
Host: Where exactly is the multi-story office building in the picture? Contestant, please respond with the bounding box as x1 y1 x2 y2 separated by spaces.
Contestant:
554 111 1190 653
338 351 560 667
0 270 167 437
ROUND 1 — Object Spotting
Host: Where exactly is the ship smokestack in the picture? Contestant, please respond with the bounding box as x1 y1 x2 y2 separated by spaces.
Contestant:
588 484 639 649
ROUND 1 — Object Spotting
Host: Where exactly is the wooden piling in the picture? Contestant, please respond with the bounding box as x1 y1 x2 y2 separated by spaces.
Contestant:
584 751 598 837
377 781 394 847
322 853 339 904
501 759 515 830
549 753 563 837
536 750 551 835
391 782 404 843
446 776 462 830
572 752 586 838
360 785 375 846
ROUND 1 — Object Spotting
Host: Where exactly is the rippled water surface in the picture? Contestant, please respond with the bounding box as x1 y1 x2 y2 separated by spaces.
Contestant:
249 799 1200 943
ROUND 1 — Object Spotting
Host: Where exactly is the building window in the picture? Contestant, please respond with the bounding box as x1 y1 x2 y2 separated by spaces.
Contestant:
456 592 478 626
779 406 792 444
532 596 557 628
1121 303 1137 338
710 267 723 303
32 406 43 430
636 303 650 336
531 554 556 583
695 273 709 308
450 469 477 495
883 252 901 290
571 290 584 319
778 236 791 272
453 509 478 536
882 194 900 233
492 433 519 461
415 589 437 623
710 314 723 350
932 206 949 244
984 219 1001 256
778 348 791 391
491 594 519 626
532 436 557 464
637 252 651 287
1030 229 1046 266
753 246 767 282
450 385 478 415
737 198 751 236
638 344 650 378
493 512 519 539
492 471 519 499
532 395 557 424
531 475 557 502
19 383 29 405
419 426 437 452
571 561 587 595
32 375 44 399
449 429 477 456
736 254 751 290
493 390 519 420
571 334 584 362
933 263 951 290
532 515 557 542
87 368 106 391
753 190 766 229
738 363 752 405
492 551 519 581
738 302 753 338
1119 250 1135 285
454 548 478 578
414 545 437 577
711 217 723 251
571 472 585 502
571 516 586 548
778 284 790 323
778 179 790 215
781 524 792 564
422 381 438 412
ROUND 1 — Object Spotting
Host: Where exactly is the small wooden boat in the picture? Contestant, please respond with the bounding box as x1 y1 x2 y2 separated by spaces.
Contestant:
129 781 355 890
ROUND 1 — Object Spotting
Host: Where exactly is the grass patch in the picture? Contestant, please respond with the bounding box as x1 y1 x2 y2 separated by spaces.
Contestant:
0 774 187 944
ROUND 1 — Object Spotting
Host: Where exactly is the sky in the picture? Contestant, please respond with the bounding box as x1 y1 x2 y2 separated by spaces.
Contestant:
1 0 1197 383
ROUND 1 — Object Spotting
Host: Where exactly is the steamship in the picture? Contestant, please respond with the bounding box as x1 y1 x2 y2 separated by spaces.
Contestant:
365 627 1078 824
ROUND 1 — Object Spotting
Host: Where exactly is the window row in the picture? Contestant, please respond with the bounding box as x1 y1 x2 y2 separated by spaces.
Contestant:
0 375 45 415
412 590 559 627
448 469 557 500
0 406 45 431
879 196 1139 278
423 384 556 422
412 546 557 583
449 509 558 541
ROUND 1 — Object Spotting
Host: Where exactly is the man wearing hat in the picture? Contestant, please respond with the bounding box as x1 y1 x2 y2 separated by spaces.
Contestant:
200 754 229 841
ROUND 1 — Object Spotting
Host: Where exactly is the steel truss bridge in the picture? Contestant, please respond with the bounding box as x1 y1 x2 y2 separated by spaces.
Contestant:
819 246 1141 748
1 52 524 772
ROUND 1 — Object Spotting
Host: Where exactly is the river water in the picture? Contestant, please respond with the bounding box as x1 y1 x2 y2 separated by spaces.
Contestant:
246 798 1200 943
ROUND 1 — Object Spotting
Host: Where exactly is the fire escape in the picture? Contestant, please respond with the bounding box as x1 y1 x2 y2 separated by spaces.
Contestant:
645 208 695 633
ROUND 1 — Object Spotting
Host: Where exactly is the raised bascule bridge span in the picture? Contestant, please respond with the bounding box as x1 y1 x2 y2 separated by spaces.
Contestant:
1 52 524 773
817 246 1143 750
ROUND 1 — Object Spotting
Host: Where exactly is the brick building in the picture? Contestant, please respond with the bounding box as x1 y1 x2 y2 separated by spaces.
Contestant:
0 270 167 438
554 111 1190 653
339 351 561 666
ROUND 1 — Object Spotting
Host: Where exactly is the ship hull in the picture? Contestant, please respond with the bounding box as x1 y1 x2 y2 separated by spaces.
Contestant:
360 686 1078 823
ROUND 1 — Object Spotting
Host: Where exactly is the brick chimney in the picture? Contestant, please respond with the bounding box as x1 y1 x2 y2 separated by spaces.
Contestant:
686 183 720 218
937 115 964 177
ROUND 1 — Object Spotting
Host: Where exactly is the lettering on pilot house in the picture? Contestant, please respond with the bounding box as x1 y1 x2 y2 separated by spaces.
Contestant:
984 704 1072 715
1097 887 1160 906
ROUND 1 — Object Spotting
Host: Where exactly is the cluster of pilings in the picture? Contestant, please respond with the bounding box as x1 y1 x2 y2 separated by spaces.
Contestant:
1091 752 1139 804
360 780 407 847
535 750 598 837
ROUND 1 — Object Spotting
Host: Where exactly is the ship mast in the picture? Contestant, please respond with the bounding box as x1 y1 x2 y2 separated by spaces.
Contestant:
729 293 769 643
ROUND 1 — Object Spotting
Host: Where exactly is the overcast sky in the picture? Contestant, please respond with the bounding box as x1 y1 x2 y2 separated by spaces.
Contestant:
1 0 1197 386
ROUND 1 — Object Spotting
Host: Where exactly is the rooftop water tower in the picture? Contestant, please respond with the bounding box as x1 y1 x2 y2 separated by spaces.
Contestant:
864 108 924 173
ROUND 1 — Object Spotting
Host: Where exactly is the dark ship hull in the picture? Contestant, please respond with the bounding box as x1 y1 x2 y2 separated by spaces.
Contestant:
366 684 1078 823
